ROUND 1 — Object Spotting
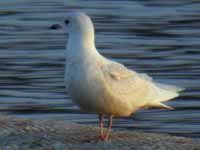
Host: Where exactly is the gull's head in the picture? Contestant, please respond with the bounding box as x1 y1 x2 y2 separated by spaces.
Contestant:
64 12 94 35
64 12 99 63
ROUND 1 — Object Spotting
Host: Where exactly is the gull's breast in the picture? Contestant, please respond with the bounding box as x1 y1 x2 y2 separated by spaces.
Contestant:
66 61 107 113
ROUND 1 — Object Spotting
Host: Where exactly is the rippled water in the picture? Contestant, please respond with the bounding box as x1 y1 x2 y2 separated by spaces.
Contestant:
0 0 199 137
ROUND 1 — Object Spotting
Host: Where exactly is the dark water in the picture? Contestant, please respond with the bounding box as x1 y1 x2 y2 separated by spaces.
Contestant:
0 0 199 138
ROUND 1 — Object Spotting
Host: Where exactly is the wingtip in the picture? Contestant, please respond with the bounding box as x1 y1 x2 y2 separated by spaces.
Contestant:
158 102 174 110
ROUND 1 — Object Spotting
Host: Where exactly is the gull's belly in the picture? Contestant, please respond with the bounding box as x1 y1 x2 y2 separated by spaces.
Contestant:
67 64 105 112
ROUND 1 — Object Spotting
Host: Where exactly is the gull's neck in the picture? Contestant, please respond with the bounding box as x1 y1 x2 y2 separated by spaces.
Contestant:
66 24 101 63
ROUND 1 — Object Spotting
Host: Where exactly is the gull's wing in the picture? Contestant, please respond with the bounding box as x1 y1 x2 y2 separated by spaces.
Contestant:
101 61 152 82
101 62 150 99
100 62 179 109
101 62 136 80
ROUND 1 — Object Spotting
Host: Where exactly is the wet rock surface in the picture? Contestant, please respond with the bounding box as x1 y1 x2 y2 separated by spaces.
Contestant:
0 115 199 150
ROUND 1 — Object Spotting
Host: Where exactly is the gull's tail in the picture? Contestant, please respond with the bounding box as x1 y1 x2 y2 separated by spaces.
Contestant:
143 82 184 110
156 83 185 93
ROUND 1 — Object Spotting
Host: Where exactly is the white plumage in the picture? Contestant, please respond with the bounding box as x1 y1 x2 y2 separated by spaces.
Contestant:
64 12 183 140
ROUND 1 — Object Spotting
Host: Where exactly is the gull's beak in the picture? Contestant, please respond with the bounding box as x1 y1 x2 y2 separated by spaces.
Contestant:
49 24 62 30
49 19 69 30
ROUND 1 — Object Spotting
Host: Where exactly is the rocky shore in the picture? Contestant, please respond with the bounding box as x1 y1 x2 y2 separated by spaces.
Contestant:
0 115 199 150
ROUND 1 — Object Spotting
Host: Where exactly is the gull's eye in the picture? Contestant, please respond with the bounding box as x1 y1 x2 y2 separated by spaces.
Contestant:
65 19 69 25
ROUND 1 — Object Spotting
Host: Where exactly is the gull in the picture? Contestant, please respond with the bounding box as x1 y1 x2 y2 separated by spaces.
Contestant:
64 12 183 141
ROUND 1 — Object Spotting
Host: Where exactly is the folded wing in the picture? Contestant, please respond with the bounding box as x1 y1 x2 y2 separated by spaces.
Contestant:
101 62 182 110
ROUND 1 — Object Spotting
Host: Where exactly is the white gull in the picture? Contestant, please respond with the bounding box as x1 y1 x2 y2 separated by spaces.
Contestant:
64 12 183 141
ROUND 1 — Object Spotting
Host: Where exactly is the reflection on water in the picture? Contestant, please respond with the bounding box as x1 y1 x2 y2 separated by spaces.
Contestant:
0 0 200 137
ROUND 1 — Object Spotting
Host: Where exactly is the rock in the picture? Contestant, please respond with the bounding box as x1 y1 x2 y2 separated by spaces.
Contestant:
0 115 199 150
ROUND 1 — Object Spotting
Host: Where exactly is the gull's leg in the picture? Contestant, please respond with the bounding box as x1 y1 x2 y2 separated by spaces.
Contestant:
81 114 104 142
104 115 113 141
98 114 104 140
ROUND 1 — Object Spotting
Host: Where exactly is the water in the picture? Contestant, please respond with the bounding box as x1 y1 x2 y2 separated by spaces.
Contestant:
0 0 199 138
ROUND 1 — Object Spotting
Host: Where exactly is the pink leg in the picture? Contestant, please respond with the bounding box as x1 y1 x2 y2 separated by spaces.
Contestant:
98 114 104 140
81 114 104 142
104 115 113 141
